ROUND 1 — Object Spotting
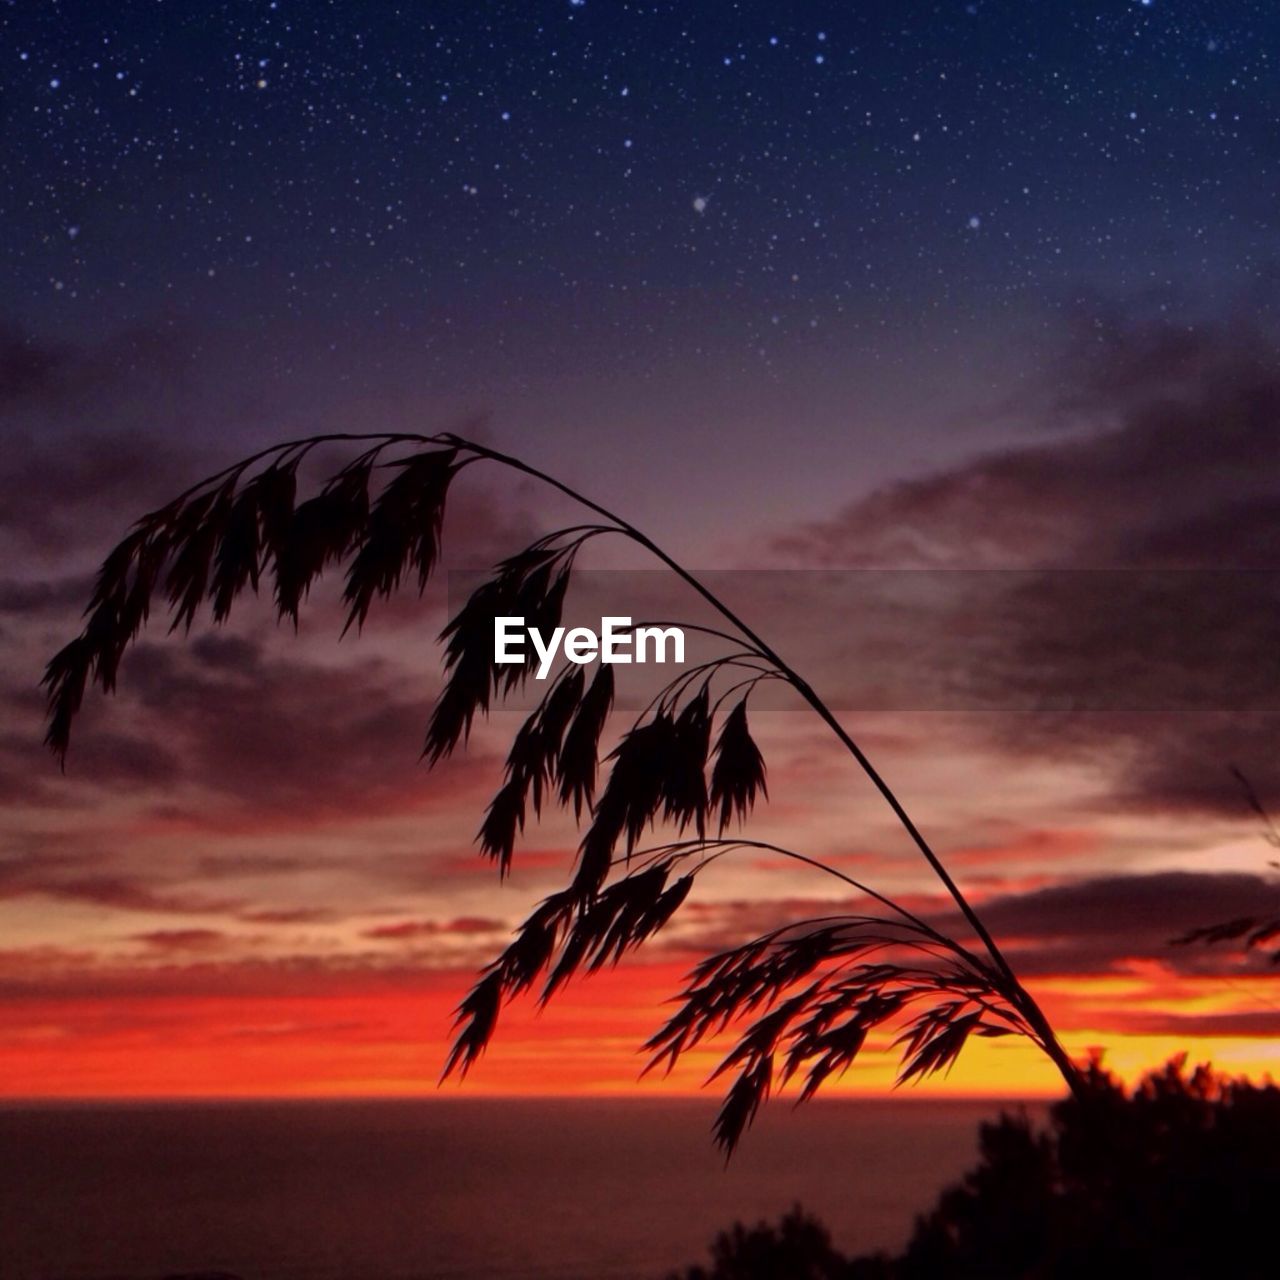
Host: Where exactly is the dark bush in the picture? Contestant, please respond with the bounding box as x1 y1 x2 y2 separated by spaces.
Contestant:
673 1056 1280 1279
668 1206 851 1280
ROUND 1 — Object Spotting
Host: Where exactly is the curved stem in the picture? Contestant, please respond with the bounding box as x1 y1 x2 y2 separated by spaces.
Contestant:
693 839 1006 985
162 431 448 510
443 433 1083 1097
160 429 1081 1097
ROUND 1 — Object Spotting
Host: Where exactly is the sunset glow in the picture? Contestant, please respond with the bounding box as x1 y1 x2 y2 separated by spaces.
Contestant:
5 0 1280 1127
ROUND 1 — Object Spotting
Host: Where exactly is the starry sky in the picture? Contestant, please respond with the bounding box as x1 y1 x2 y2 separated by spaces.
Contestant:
5 0 1280 1099
11 0 1280 534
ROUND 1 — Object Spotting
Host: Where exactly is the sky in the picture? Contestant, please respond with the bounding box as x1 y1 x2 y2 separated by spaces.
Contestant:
4 0 1280 1102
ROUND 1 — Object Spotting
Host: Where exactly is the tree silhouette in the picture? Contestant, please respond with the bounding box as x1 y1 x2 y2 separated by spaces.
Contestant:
43 430 1083 1149
670 1206 851 1280
675 1055 1280 1277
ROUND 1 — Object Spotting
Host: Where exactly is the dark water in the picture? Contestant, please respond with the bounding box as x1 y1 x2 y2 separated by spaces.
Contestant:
0 1098 1036 1280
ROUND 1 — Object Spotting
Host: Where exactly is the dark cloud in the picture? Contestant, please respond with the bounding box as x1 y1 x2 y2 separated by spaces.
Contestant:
96 631 493 824
0 332 535 573
1 863 1274 1042
980 868 1269 938
0 574 93 617
672 871 1280 982
0 323 189 413
0 861 242 916
1094 1009 1280 1039
0 956 467 1002
773 313 1280 573
768 313 1280 814
0 322 214 560
0 395 565 825
0 326 70 407
0 626 497 828
0 430 205 558
0 703 195 812
934 870 1280 979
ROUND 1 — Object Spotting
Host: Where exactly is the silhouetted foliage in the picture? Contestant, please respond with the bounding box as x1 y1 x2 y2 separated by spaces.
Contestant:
44 430 1081 1151
1174 767 1280 963
668 1206 850 1280
674 1056 1280 1278
643 917 1034 1153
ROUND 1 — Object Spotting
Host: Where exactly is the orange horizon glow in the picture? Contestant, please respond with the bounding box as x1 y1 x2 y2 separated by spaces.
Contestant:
4 958 1278 1102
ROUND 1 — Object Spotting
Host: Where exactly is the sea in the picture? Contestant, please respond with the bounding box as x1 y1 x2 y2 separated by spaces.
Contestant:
0 1098 1042 1280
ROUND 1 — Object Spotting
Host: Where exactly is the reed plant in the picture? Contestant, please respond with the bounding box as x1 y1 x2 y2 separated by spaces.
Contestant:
45 431 1084 1150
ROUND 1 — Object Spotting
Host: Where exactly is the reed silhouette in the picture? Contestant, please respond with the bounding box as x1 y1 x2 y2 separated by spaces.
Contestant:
1174 767 1280 963
44 431 1083 1150
674 1056 1280 1278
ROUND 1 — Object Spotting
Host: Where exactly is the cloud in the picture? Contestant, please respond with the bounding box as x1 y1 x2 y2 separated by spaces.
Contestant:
0 320 541 583
130 928 230 952
773 312 1280 572
7 308 1280 1088
0 430 208 559
947 870 1280 977
0 862 243 916
0 322 215 560
982 867 1264 935
237 907 336 925
0 323 187 412
24 629 497 826
362 916 506 941
0 574 93 617
0 326 70 407
766 311 1280 815
193 853 309 879
0 865 1275 1088
666 869 1280 983
1090 1009 1280 1039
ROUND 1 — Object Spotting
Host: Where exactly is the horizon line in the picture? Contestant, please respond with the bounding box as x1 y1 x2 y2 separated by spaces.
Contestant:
0 1089 1055 1107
